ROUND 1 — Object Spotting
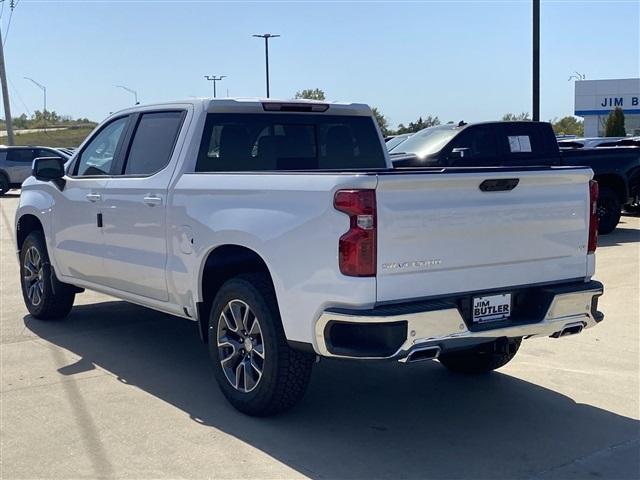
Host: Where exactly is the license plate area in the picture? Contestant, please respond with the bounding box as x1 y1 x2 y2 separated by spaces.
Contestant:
472 293 512 323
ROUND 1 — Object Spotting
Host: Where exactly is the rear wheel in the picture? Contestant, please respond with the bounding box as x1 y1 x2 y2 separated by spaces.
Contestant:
438 338 522 374
20 231 76 319
597 186 621 235
208 273 314 416
0 174 9 196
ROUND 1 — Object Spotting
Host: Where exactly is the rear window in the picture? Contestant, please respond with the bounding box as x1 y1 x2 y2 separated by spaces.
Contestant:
502 124 548 157
6 149 34 162
195 113 386 172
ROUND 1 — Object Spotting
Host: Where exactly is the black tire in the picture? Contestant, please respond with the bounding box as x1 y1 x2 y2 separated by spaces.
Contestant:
438 338 522 374
597 186 621 235
20 231 75 320
0 174 9 196
208 273 314 416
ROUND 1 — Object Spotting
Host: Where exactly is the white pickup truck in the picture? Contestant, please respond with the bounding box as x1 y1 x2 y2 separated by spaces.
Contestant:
15 99 604 416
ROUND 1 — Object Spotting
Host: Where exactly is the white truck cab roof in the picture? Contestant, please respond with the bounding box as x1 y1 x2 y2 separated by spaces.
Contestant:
109 97 372 118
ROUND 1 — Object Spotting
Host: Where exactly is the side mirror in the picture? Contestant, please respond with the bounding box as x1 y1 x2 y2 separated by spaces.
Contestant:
449 147 471 160
33 157 66 190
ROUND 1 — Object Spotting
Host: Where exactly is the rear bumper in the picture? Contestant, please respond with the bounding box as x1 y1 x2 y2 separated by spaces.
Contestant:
315 280 604 361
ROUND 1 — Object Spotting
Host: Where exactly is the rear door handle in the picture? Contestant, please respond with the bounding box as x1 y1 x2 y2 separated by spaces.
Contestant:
86 193 102 202
143 195 163 207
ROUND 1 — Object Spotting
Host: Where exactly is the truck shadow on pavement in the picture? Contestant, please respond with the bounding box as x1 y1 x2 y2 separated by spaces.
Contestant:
598 224 640 247
25 302 640 480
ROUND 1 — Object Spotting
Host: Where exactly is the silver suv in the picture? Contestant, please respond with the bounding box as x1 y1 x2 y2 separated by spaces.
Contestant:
0 146 69 195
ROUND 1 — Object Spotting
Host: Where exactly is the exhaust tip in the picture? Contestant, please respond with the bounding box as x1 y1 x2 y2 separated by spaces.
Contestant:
552 322 585 338
406 346 441 363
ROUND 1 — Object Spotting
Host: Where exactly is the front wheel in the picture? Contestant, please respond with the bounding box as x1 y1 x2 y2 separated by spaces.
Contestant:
208 273 314 416
438 338 522 374
20 231 76 319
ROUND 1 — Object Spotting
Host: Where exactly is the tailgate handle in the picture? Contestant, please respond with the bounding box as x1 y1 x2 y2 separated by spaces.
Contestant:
479 178 519 192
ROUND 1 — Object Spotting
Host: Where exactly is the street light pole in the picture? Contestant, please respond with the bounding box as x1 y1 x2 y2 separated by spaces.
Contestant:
24 77 47 114
204 75 226 98
532 0 540 121
115 85 138 104
252 33 280 98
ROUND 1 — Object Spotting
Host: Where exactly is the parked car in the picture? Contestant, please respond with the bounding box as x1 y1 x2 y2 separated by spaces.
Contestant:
54 147 76 157
384 133 412 151
390 122 640 234
557 137 627 149
0 146 70 195
15 99 604 416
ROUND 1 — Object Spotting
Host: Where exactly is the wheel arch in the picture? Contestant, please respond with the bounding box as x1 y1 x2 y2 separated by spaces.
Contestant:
16 214 44 252
196 244 278 343
594 173 628 203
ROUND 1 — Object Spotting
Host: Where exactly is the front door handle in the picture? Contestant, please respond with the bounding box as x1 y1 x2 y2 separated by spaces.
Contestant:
143 195 163 207
86 193 102 202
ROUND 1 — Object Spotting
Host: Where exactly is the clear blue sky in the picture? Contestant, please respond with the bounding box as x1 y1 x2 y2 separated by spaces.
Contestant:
2 0 639 127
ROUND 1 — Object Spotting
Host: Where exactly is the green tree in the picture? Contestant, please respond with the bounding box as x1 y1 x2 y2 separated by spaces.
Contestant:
294 88 326 100
551 116 584 136
396 115 440 134
502 112 531 121
13 113 28 129
371 107 390 136
604 107 626 137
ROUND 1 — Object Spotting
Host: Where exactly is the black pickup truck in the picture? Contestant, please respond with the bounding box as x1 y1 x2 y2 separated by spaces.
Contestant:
390 121 640 234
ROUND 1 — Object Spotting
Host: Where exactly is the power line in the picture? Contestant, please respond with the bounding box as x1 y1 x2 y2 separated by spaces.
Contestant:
4 0 20 47
8 76 31 115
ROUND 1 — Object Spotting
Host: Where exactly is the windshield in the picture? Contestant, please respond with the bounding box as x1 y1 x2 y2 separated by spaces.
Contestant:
390 125 460 157
385 135 410 151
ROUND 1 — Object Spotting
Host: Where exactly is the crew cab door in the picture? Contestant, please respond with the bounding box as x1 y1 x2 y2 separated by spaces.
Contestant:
100 110 186 301
52 116 130 283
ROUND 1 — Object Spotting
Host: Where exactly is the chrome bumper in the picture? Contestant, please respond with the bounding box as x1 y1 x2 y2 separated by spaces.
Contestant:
315 281 604 361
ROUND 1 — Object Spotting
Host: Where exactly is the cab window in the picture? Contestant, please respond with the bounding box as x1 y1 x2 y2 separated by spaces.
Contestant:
446 126 499 164
121 111 184 175
74 117 128 176
7 149 35 163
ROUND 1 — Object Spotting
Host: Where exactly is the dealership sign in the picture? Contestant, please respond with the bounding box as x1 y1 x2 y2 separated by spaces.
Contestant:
598 95 639 108
574 79 640 116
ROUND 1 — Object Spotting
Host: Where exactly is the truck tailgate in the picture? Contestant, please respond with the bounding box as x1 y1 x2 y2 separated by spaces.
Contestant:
375 168 592 302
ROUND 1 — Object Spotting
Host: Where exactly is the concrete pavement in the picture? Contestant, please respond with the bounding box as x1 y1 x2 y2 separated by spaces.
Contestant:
1 192 638 479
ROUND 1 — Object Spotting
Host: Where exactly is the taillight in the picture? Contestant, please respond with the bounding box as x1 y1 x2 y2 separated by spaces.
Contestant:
334 189 377 276
588 180 599 253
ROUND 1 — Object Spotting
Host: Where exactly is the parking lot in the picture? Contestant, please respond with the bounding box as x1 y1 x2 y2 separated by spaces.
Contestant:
1 192 638 479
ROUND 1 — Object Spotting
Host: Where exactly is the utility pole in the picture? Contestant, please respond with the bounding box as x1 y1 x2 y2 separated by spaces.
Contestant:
252 33 280 98
0 25 14 145
24 77 46 114
115 85 138 104
204 75 226 98
532 0 540 121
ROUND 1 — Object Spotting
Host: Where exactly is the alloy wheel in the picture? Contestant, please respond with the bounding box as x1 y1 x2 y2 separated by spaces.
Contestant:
23 246 44 306
217 299 265 393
